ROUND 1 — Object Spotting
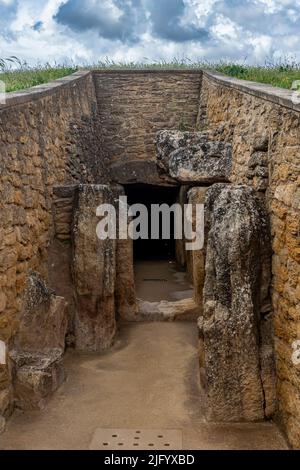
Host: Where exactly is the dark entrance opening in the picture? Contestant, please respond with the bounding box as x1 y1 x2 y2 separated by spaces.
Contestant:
124 184 179 261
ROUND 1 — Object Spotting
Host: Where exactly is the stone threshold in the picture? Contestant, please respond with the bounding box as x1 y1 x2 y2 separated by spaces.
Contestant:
137 298 199 322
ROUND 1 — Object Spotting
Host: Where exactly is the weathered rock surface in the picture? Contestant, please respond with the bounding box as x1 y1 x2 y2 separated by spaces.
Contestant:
138 298 199 322
10 272 68 410
10 350 65 411
0 388 12 417
72 184 117 351
187 187 207 309
13 273 68 353
199 184 276 422
175 186 190 269
114 186 138 321
116 238 138 321
0 415 5 434
246 135 269 191
156 130 232 183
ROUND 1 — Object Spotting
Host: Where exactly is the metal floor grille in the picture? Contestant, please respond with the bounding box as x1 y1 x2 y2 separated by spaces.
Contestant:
89 428 183 450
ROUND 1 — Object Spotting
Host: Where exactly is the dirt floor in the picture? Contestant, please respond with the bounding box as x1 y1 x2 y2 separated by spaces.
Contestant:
135 260 194 302
0 322 287 450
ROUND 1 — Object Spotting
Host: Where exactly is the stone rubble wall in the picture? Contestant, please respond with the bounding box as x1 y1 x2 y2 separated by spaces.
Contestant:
93 70 202 185
200 71 300 448
0 71 99 417
52 186 77 242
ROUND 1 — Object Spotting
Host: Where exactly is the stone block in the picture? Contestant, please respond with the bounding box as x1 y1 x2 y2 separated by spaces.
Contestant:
200 184 276 422
137 298 199 321
116 238 138 321
0 387 13 416
175 186 190 269
10 273 68 410
72 184 117 351
187 187 207 308
0 415 5 434
10 350 65 410
156 130 232 183
14 272 68 353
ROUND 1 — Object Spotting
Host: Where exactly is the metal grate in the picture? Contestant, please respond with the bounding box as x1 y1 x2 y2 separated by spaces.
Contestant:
89 428 183 450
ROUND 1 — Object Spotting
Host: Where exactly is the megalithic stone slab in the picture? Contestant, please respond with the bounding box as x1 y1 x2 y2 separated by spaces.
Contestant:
116 237 138 321
13 272 68 353
10 272 68 410
200 184 276 422
175 186 190 270
114 185 138 321
72 185 117 351
187 187 208 310
10 350 66 411
156 130 232 183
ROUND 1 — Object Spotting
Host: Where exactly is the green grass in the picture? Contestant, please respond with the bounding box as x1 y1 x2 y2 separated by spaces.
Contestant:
214 63 300 89
1 57 300 92
0 58 77 92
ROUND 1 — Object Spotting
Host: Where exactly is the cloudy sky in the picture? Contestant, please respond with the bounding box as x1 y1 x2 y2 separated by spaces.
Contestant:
0 0 300 65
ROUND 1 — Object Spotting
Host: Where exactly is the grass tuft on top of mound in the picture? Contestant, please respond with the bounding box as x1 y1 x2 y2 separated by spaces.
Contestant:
0 57 77 92
1 57 300 93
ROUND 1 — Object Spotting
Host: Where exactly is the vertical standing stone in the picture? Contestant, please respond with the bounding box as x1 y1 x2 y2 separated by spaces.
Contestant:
200 184 276 422
116 238 138 320
0 415 5 434
72 185 117 351
188 187 207 309
175 186 189 269
114 185 138 321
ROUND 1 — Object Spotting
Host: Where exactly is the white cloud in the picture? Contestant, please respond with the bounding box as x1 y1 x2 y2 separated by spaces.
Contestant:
211 15 240 42
1 0 300 65
255 0 300 14
249 34 273 61
181 0 218 27
40 0 68 27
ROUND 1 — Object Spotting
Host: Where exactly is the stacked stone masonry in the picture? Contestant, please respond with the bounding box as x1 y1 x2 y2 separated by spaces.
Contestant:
0 71 99 417
200 71 300 448
94 71 202 185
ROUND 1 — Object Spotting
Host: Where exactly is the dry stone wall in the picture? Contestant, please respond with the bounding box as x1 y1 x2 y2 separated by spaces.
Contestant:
0 71 99 416
200 71 300 448
93 71 202 185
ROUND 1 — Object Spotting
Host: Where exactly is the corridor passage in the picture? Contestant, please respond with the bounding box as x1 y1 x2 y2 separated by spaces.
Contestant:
135 260 193 302
0 322 287 450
